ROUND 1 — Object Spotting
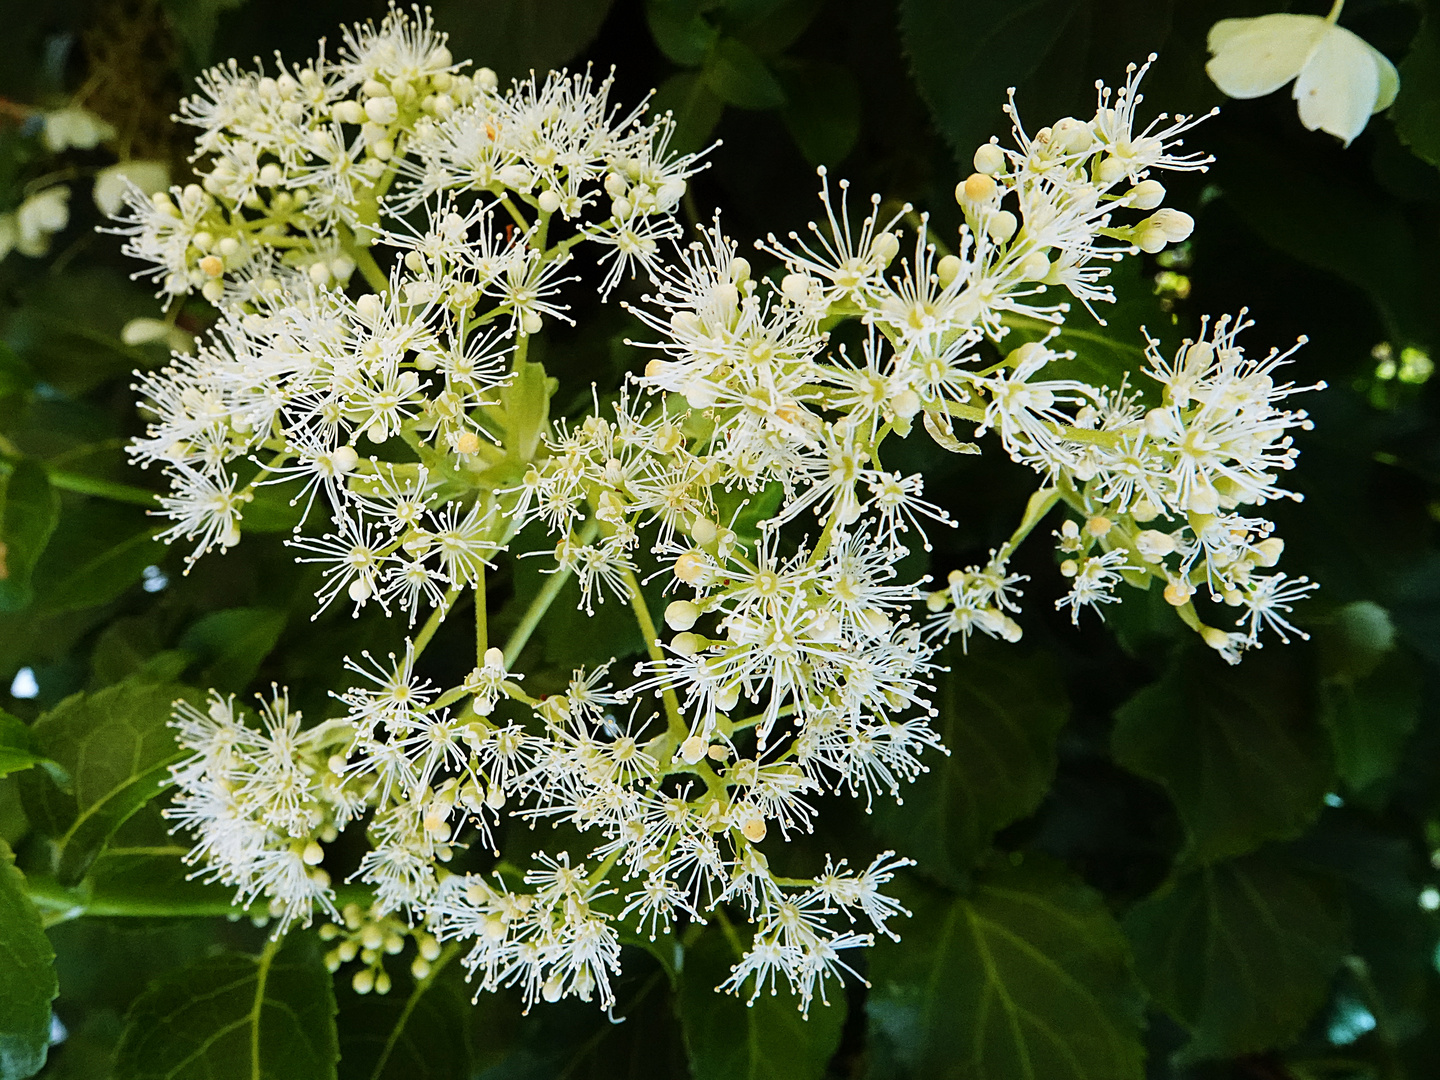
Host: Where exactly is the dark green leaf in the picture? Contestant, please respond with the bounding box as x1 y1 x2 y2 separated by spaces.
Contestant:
1393 10 1440 168
647 0 719 66
677 922 845 1080
730 0 823 56
0 340 34 399
180 606 287 692
0 709 45 779
0 837 58 1079
1213 129 1440 349
872 640 1069 885
867 858 1146 1080
1124 850 1349 1064
33 522 164 616
336 953 519 1080
114 934 339 1080
0 458 60 612
1111 647 1331 865
1320 649 1421 800
1002 258 1179 400
898 0 1174 164
435 0 617 83
158 0 249 63
777 60 861 167
651 71 727 157
703 38 787 110
21 675 197 885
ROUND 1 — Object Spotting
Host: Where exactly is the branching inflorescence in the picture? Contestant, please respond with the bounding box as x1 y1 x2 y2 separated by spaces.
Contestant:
116 5 1320 1014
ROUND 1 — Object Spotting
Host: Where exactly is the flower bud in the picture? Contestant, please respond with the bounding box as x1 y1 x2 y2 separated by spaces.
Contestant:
973 142 1006 175
958 172 998 204
987 210 1018 243
665 600 700 631
1130 179 1166 210
680 735 707 764
1051 117 1093 154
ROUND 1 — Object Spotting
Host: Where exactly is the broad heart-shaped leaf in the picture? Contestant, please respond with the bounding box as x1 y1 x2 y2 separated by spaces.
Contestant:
0 458 61 612
676 922 845 1080
434 0 615 82
1212 128 1440 351
1111 646 1332 866
0 838 58 1079
20 674 198 885
867 858 1146 1080
898 0 1174 164
114 933 338 1080
1124 849 1349 1064
336 956 519 1080
179 606 287 692
871 640 1069 886
1393 5 1440 168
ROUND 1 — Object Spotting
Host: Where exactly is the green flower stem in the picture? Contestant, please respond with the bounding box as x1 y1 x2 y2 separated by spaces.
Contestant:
25 870 373 925
366 942 460 1080
475 565 489 665
501 518 600 667
0 456 160 508
413 587 463 659
621 567 687 739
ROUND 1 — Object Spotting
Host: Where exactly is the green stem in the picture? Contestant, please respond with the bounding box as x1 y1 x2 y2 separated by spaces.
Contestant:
25 870 374 925
621 567 687 738
0 457 160 508
412 588 462 659
501 519 600 667
250 936 283 1080
475 566 488 666
368 943 459 1080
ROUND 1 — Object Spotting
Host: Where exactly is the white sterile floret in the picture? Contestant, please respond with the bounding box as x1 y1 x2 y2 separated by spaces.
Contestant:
1206 2 1399 147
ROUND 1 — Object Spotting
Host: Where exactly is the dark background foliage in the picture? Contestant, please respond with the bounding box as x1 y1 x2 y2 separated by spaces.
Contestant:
2 0 1440 1077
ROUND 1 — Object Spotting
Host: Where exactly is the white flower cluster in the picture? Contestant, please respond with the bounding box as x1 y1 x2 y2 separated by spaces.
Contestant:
135 10 1320 1016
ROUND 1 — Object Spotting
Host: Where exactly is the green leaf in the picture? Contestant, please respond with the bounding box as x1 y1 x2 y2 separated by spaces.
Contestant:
1320 650 1421 799
0 340 35 399
0 838 58 1080
335 954 519 1080
0 458 61 612
677 922 845 1080
651 71 727 157
114 934 339 1080
867 858 1146 1080
1111 647 1331 865
776 60 861 167
0 709 45 779
1123 850 1349 1064
1002 257 1179 400
647 0 719 66
33 515 164 616
703 38 787 110
898 0 1174 164
21 674 197 885
871 640 1069 885
158 0 248 64
1213 129 1440 350
180 606 287 692
434 0 617 82
1393 9 1440 168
